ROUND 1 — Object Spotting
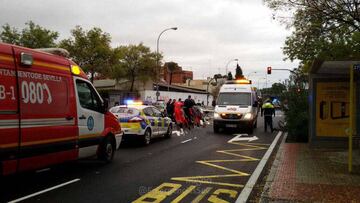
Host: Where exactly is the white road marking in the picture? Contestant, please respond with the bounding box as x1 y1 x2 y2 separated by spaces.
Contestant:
235 131 282 203
181 138 193 144
228 134 258 142
8 178 80 203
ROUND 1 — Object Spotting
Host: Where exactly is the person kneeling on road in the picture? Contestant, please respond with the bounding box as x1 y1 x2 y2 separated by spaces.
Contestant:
261 99 275 133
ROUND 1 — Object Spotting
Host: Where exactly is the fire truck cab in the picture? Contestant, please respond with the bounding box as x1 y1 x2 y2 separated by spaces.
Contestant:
0 43 122 175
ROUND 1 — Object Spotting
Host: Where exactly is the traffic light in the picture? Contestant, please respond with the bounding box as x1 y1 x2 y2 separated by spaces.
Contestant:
267 67 272 74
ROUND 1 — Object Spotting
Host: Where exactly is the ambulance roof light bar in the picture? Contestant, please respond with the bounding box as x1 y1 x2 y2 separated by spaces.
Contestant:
225 79 252 84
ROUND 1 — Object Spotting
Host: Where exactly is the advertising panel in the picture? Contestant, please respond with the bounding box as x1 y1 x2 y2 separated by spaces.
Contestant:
316 82 354 137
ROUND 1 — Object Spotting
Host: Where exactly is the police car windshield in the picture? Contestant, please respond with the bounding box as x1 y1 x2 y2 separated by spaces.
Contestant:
111 107 140 116
217 93 251 106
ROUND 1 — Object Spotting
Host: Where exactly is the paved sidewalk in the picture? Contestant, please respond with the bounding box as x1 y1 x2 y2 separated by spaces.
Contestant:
261 134 360 203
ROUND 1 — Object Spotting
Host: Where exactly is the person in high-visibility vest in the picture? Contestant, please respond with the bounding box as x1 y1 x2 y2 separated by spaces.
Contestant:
261 98 275 132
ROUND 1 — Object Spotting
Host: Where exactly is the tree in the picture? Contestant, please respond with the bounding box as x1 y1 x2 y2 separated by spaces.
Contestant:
235 63 243 79
265 0 360 66
164 62 179 85
0 21 59 48
111 43 159 92
227 71 233 80
282 69 309 142
213 74 223 82
211 84 221 99
59 26 113 82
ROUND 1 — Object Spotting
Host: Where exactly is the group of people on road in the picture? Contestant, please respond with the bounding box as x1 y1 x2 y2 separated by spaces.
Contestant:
165 95 205 133
166 95 277 134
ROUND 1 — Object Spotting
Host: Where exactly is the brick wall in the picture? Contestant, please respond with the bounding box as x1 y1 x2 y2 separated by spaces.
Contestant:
163 67 193 84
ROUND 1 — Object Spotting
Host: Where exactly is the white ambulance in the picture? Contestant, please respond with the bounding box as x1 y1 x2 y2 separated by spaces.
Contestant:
213 79 259 134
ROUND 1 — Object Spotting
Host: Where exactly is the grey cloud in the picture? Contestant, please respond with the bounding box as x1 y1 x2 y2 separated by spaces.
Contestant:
0 0 297 84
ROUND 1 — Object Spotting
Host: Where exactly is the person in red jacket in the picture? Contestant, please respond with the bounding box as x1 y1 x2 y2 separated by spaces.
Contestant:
174 98 187 134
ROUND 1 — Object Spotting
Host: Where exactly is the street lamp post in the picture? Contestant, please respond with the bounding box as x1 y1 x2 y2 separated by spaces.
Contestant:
156 27 178 101
225 59 238 75
247 71 257 79
257 77 266 89
206 77 216 106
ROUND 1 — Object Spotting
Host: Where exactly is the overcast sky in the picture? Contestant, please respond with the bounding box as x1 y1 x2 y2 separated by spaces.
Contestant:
0 0 298 88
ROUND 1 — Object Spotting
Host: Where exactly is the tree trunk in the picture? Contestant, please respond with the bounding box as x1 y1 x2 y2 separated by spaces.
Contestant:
130 77 135 92
90 71 94 83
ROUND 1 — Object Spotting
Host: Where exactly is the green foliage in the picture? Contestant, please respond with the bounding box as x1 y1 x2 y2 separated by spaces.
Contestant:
110 43 159 92
227 72 233 80
280 68 309 142
213 74 222 82
235 64 243 79
0 21 59 48
265 0 360 66
164 62 179 85
59 26 113 82
261 82 286 96
283 88 309 142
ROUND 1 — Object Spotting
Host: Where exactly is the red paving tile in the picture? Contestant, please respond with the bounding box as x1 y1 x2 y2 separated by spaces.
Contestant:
267 143 360 202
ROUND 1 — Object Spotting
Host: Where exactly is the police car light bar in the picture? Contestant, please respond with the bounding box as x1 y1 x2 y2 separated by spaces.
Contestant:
125 100 143 105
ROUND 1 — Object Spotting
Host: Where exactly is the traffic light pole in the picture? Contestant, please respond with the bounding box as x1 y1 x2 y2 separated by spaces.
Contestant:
271 68 295 73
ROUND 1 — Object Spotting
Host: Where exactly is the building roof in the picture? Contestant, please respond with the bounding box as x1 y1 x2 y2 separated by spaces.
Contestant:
93 79 116 88
157 83 208 94
310 60 360 75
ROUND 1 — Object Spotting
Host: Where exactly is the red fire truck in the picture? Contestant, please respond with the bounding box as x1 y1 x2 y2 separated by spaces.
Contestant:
0 43 122 175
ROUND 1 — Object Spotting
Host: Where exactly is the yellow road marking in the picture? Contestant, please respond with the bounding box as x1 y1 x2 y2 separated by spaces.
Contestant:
171 185 196 203
171 143 267 188
191 187 212 203
172 174 245 188
132 143 270 202
132 183 181 203
196 161 250 175
208 189 238 203
216 150 260 160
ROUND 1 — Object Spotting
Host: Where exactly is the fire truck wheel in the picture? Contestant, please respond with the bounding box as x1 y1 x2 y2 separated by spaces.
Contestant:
98 136 115 163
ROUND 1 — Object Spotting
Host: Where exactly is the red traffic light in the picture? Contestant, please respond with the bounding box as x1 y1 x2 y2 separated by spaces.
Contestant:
267 67 272 74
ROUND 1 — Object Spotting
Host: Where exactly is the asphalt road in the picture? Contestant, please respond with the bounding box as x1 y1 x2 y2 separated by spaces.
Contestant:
0 111 284 203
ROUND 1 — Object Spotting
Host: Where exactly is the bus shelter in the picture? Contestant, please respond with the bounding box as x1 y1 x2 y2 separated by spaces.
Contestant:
309 60 360 172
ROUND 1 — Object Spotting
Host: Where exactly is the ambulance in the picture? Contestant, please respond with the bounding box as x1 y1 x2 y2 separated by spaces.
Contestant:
213 79 259 134
0 43 122 176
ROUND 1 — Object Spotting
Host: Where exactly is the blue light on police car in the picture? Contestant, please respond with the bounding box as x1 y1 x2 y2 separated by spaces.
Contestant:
125 99 134 105
125 100 143 105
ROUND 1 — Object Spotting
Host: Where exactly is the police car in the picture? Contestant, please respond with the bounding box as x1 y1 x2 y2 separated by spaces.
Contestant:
109 101 173 145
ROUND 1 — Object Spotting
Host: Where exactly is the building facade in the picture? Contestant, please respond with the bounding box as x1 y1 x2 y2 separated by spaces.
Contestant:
162 62 193 84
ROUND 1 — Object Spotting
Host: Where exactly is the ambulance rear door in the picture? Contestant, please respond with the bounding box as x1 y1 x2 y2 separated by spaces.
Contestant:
0 44 19 175
13 47 78 172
